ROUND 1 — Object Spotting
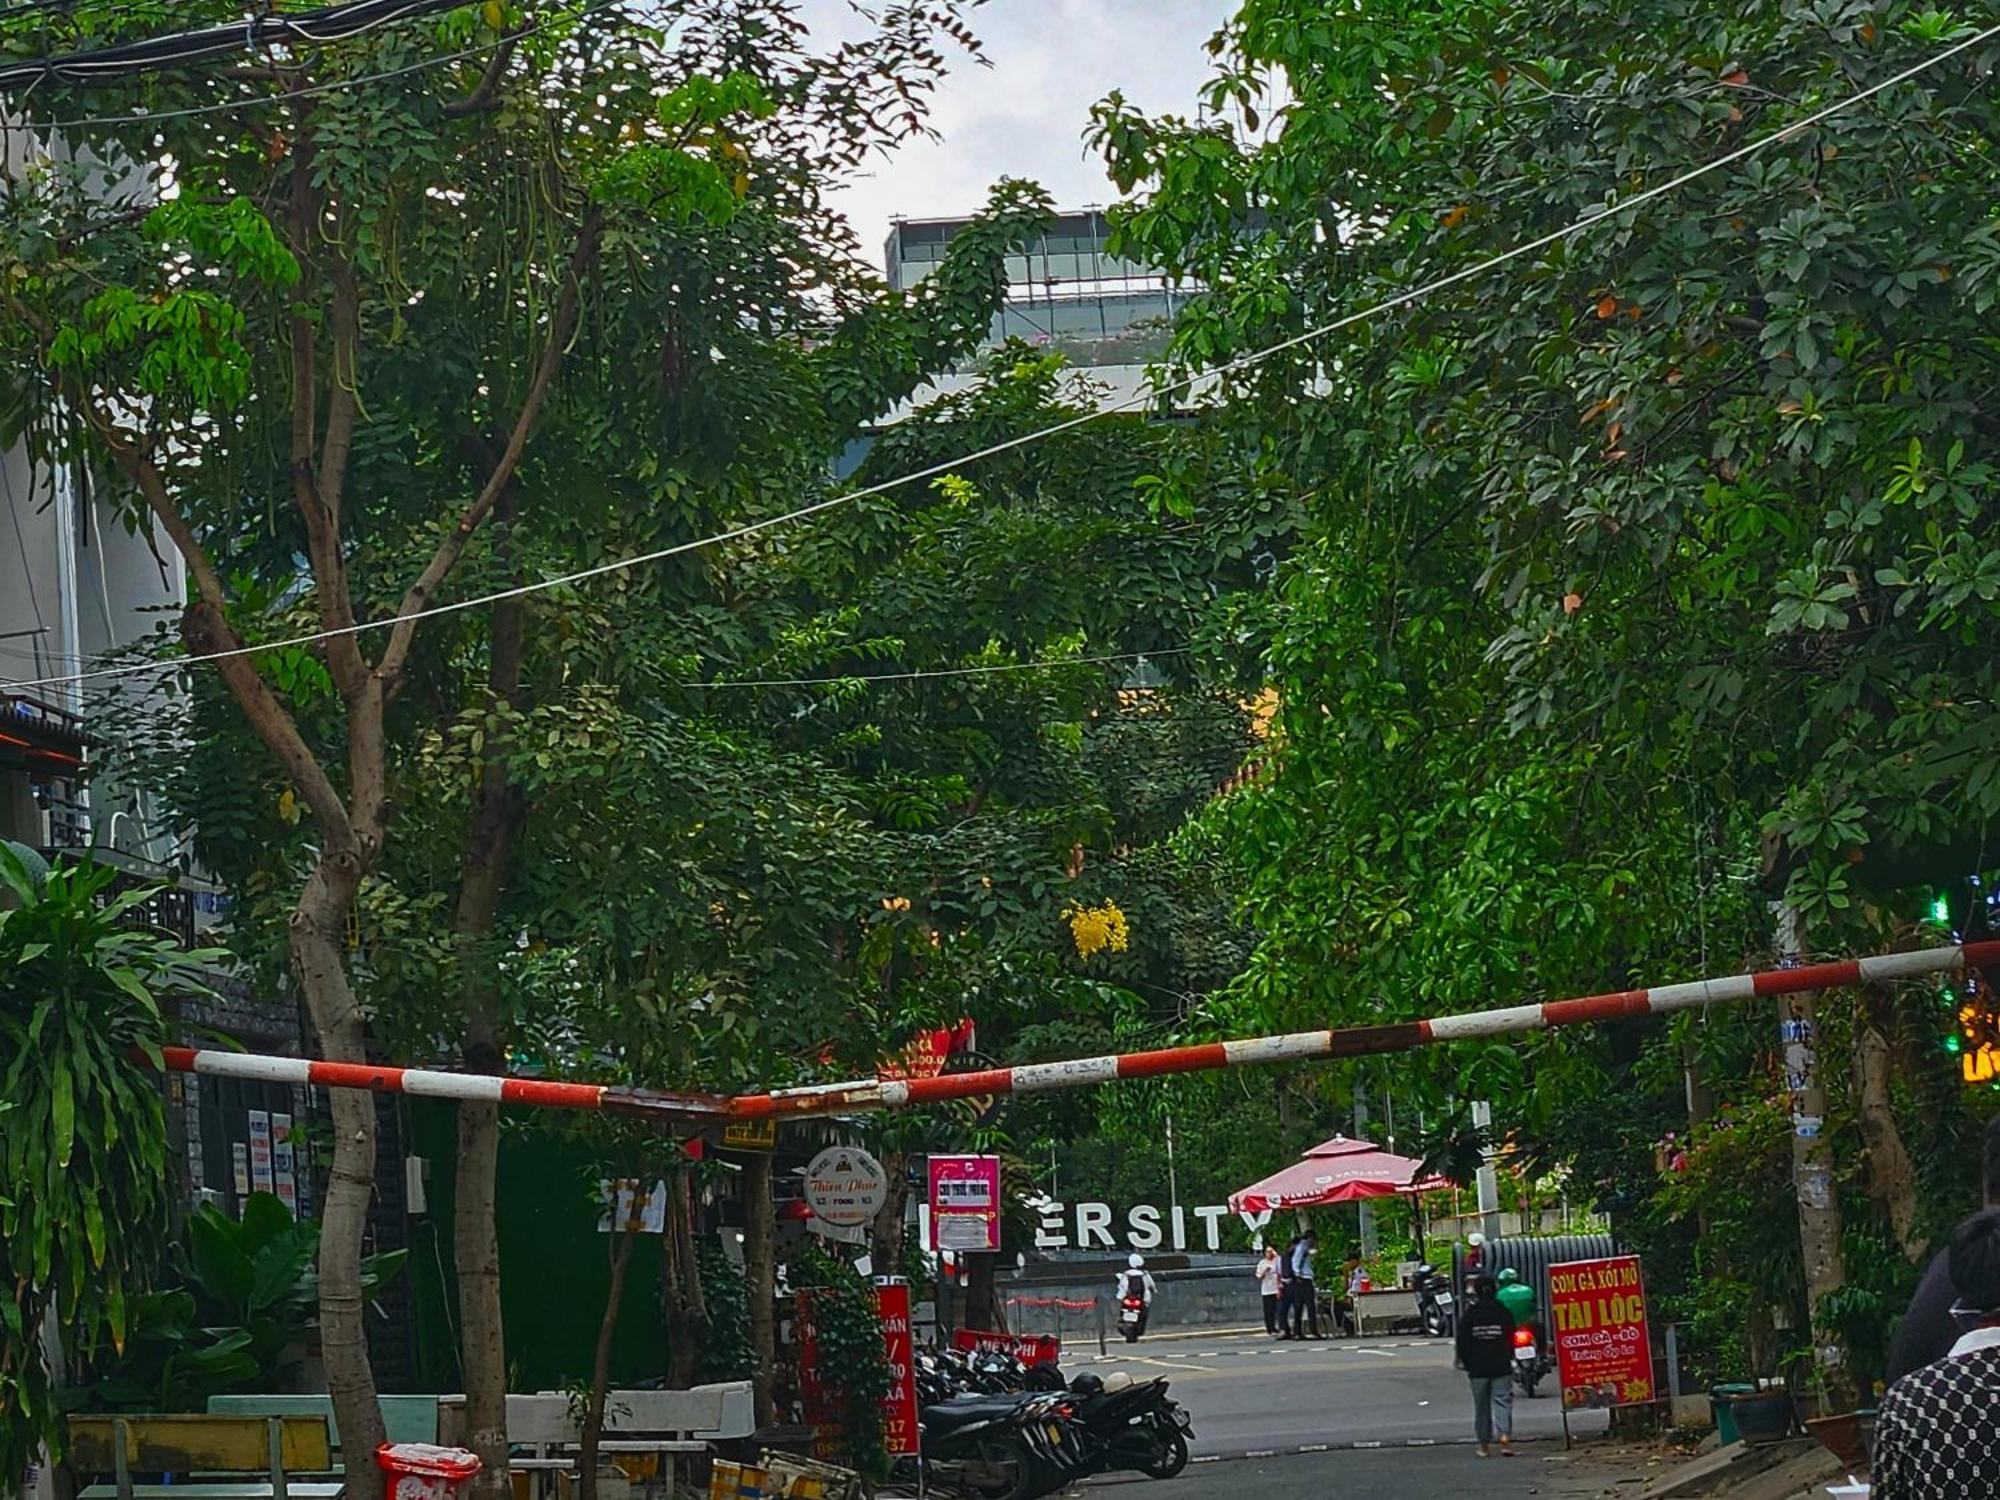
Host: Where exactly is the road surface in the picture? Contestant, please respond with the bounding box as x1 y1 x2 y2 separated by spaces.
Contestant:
1068 1327 1610 1458
1089 1445 1640 1499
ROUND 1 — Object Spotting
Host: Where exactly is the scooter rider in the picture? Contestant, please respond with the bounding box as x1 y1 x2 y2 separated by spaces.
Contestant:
1495 1267 1536 1325
1118 1253 1157 1338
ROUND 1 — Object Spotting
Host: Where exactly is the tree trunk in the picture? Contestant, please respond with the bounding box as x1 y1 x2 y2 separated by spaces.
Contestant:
963 1255 1004 1333
1776 907 1852 1404
869 1151 908 1279
1853 987 1925 1261
291 869 387 1500
580 1229 637 1500
742 1151 777 1426
452 545 524 1500
663 1174 710 1389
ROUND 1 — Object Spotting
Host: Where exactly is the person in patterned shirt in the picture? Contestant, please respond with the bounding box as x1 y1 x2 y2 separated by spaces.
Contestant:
1873 1208 2000 1499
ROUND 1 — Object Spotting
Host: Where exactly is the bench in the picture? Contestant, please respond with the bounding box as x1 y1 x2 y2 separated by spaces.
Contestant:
1353 1288 1420 1336
69 1415 345 1500
207 1396 441 1455
435 1385 754 1495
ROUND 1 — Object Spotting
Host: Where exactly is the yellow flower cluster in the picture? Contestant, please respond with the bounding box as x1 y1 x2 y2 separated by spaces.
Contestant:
1065 900 1131 960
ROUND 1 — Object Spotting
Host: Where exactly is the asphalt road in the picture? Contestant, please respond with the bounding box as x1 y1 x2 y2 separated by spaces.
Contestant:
1088 1445 1640 1500
1067 1328 1611 1459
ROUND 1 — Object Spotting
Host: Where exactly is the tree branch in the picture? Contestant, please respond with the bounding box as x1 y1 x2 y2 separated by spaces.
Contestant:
375 205 604 689
442 34 523 118
284 128 369 698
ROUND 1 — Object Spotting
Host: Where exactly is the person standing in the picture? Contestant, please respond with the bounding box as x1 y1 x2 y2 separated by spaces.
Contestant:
1872 1208 2000 1497
1887 1113 2000 1382
1288 1230 1322 1339
1255 1245 1283 1335
1455 1274 1516 1458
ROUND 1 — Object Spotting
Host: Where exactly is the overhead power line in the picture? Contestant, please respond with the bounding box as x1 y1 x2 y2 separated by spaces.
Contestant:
0 0 467 91
3 20 1996 696
0 0 626 130
683 648 1193 691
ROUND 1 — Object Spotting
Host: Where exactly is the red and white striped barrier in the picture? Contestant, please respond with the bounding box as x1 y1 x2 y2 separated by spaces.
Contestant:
156 1046 735 1122
157 940 2000 1123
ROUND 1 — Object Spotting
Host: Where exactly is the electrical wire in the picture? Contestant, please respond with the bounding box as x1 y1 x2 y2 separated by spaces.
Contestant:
0 0 626 129
683 647 1192 690
3 20 1997 694
0 0 467 90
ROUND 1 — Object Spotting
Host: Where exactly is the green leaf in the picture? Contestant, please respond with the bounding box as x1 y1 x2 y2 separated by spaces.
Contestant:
51 1063 75 1169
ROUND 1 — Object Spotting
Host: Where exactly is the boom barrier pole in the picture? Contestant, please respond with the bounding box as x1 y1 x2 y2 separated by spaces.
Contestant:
157 940 2000 1123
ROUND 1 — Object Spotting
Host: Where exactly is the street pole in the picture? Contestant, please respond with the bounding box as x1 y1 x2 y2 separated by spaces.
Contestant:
1354 1076 1378 1257
1165 1114 1179 1221
1471 1100 1502 1241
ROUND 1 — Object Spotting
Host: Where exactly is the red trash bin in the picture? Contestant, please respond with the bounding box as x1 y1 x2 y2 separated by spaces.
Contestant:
375 1444 483 1500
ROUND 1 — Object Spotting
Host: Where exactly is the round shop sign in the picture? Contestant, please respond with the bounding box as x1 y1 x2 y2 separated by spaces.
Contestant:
804 1145 887 1228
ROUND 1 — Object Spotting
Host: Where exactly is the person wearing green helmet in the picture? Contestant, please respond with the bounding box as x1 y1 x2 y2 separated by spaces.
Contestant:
1494 1266 1536 1324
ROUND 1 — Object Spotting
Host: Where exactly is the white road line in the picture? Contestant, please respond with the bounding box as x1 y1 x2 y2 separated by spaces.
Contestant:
1351 1348 1397 1358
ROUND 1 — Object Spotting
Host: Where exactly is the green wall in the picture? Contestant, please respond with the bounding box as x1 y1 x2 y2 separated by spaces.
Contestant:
405 1099 669 1393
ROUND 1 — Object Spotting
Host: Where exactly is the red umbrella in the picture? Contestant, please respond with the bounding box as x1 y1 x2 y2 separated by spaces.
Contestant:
1228 1135 1453 1213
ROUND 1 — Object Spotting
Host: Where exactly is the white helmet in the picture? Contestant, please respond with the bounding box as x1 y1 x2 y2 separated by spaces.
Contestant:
1128 1253 1145 1269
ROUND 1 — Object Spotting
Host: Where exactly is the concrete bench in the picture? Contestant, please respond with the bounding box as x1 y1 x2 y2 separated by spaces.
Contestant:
206 1395 441 1455
70 1414 344 1500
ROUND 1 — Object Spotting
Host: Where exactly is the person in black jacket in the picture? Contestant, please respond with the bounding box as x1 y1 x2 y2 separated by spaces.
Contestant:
1887 1114 2000 1384
1455 1275 1517 1457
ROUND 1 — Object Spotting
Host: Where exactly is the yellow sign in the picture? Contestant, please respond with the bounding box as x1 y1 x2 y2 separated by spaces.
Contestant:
722 1117 777 1151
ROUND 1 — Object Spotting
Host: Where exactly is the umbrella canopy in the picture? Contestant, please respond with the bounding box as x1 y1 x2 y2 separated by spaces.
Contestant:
1228 1135 1454 1213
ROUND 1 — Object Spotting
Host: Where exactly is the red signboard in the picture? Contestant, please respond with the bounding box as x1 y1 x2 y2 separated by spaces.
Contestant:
1548 1255 1655 1410
928 1153 1002 1253
877 1282 920 1456
951 1328 1062 1368
796 1284 921 1459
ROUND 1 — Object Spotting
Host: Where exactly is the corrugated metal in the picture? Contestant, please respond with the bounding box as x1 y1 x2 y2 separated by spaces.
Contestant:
1453 1232 1619 1311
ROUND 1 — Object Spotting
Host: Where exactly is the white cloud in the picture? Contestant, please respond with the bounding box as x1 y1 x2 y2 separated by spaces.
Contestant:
799 0 1234 262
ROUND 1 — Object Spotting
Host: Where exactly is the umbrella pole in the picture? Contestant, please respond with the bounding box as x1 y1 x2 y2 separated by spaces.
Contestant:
1415 1193 1428 1264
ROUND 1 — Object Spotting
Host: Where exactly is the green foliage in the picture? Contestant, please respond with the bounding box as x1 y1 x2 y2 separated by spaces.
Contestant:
694 1245 753 1385
792 1244 893 1480
0 846 220 1480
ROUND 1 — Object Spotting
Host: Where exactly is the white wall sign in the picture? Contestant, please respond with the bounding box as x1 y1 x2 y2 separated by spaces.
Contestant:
1015 1196 1271 1253
804 1146 887 1229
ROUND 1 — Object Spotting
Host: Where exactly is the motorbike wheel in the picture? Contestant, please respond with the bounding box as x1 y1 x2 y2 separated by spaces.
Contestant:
966 1437 1040 1500
1518 1371 1540 1398
1421 1307 1443 1337
1138 1430 1190 1480
1123 1327 1140 1344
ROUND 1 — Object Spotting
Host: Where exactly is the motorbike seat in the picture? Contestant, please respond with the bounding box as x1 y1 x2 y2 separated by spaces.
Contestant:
920 1397 1031 1434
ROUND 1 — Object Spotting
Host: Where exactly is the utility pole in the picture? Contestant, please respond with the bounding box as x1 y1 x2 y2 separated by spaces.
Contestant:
1471 1100 1502 1241
1354 1075 1378 1257
1776 904 1849 1396
1165 1114 1179 1221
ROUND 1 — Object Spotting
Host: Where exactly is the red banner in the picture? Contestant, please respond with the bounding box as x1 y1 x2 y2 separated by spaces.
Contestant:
877 1283 920 1457
1548 1255 1656 1410
951 1328 1062 1367
796 1284 921 1459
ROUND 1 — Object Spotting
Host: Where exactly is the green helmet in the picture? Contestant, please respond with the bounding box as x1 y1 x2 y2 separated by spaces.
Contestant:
1497 1267 1520 1285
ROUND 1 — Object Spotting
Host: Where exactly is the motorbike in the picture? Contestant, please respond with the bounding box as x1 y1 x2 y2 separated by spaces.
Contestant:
905 1350 1084 1499
1118 1294 1148 1343
1510 1320 1556 1397
1414 1264 1455 1337
1064 1374 1194 1481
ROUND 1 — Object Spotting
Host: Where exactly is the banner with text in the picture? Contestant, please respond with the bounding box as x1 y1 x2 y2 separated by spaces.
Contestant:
1549 1254 1655 1410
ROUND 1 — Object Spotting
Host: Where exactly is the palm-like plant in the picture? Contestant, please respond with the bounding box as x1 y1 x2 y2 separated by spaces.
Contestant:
1 840 221 1480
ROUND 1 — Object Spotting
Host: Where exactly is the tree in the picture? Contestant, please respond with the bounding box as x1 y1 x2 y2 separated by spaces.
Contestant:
1089 0 2000 1374
0 845 220 1488
0 3 1046 1488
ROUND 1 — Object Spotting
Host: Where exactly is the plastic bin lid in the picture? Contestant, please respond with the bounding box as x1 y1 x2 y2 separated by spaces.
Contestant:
375 1444 484 1478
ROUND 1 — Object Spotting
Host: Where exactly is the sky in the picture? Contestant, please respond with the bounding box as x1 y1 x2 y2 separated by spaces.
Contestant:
802 0 1236 262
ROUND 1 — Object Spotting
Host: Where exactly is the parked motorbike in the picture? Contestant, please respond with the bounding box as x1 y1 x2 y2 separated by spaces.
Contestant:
1414 1264 1455 1337
1510 1321 1556 1397
1064 1373 1194 1480
895 1390 1078 1500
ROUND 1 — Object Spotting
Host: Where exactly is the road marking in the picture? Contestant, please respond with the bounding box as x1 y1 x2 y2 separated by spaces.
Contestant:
1197 1351 1220 1357
1242 1450 1276 1458
1297 1444 1329 1453
1351 1348 1397 1358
